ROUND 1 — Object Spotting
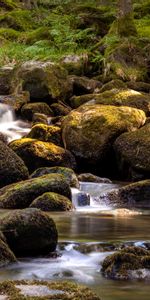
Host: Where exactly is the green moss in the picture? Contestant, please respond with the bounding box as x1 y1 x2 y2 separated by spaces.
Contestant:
0 280 101 300
0 10 35 31
27 124 62 146
0 27 20 40
117 14 137 37
30 192 73 211
23 27 52 45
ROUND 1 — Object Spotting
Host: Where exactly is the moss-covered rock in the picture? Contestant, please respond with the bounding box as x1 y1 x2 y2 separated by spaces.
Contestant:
0 280 101 299
30 192 73 211
0 140 29 188
13 61 73 102
21 102 53 121
30 166 79 188
105 179 150 208
0 173 71 209
32 112 48 125
69 88 150 115
114 124 150 180
127 81 150 93
101 246 150 280
51 102 71 117
62 104 145 175
78 173 112 184
0 234 16 267
9 138 76 173
27 124 62 146
0 208 58 256
99 79 127 93
60 54 90 76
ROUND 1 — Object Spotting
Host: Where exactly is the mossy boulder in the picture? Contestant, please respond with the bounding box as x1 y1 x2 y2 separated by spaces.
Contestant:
101 246 150 280
60 54 90 76
0 92 29 112
30 166 79 188
9 138 76 173
62 105 145 175
0 208 58 256
114 124 150 180
27 124 62 146
0 280 101 300
0 140 29 188
0 174 71 209
51 102 71 117
127 81 150 93
69 88 150 115
104 179 150 208
21 102 53 121
30 192 73 211
0 234 16 267
14 61 73 102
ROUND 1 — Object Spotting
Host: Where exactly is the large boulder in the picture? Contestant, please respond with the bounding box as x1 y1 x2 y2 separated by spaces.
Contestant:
103 179 150 208
69 88 150 115
0 208 58 256
0 174 71 209
69 75 102 96
0 140 29 188
21 102 53 121
62 105 146 175
30 192 73 211
9 138 76 173
114 124 150 180
13 61 73 102
0 233 17 267
27 124 62 146
30 166 79 188
101 246 150 280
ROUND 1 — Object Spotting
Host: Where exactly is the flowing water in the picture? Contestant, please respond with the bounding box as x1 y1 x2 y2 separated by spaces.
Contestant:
0 103 150 299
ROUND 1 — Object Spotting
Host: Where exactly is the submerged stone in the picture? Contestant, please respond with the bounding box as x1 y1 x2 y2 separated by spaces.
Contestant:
0 280 101 299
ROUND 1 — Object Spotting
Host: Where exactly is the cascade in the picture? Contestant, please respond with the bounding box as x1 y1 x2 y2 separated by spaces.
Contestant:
0 103 30 142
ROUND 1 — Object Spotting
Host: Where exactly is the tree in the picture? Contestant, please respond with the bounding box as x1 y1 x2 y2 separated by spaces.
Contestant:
117 0 137 36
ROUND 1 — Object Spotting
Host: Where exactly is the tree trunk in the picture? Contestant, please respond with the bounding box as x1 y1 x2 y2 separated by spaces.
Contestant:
117 0 137 36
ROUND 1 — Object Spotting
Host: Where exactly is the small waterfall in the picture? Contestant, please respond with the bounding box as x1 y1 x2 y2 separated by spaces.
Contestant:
0 103 30 142
71 182 121 211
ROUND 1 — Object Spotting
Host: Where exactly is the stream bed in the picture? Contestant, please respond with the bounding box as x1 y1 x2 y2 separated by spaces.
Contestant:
0 182 150 300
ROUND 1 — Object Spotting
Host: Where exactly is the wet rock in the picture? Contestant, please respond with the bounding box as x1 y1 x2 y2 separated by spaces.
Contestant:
30 166 79 188
0 208 58 256
0 174 71 209
78 173 112 183
30 192 73 211
127 81 150 93
0 280 101 300
27 124 62 146
14 61 73 102
0 132 7 143
101 246 150 280
77 192 90 206
21 102 53 121
0 140 29 188
9 138 76 173
62 104 145 175
69 88 150 115
114 124 150 181
104 179 150 208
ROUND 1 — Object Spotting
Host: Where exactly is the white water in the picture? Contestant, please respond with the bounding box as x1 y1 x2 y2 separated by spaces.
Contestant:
71 182 121 212
0 103 30 142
